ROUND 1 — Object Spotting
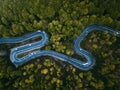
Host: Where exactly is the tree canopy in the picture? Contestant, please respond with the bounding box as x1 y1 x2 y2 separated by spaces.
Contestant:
0 0 120 90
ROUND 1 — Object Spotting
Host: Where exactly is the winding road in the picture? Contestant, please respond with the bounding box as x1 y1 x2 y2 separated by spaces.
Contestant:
0 25 120 70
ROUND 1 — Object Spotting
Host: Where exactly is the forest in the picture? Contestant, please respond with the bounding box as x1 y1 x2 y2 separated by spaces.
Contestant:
0 0 120 90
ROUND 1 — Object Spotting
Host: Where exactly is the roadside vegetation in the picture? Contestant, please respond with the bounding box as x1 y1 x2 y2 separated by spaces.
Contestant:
0 0 120 89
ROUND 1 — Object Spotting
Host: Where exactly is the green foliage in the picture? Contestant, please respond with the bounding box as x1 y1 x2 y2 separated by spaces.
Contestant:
0 0 120 90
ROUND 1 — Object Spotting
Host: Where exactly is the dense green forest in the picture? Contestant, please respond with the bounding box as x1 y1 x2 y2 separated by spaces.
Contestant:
0 0 120 89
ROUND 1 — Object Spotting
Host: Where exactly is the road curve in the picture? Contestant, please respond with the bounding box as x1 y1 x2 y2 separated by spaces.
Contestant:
0 25 120 70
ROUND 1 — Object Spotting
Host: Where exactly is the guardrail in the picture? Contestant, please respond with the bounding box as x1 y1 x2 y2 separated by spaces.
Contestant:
0 25 120 70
